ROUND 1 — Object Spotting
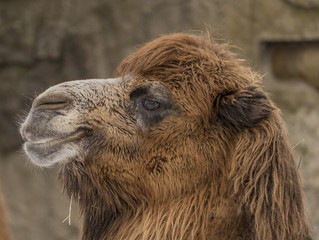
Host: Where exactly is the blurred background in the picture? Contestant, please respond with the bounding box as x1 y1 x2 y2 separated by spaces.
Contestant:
0 0 318 239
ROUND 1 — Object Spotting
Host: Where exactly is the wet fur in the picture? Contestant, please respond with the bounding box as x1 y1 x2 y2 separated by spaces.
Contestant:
59 34 311 239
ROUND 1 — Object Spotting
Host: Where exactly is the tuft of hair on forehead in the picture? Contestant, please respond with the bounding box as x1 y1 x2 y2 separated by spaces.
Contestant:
115 33 257 95
116 33 229 77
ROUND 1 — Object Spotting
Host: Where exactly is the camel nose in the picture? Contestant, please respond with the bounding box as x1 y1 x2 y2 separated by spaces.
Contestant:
32 92 70 110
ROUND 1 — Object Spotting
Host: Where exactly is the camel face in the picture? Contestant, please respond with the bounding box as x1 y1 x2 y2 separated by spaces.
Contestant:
20 76 183 172
20 71 212 197
20 77 135 167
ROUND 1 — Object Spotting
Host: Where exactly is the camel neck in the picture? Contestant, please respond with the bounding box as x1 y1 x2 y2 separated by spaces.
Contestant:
80 192 214 240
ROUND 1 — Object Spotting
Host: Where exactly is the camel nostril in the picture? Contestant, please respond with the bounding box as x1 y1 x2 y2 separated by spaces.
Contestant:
33 93 70 110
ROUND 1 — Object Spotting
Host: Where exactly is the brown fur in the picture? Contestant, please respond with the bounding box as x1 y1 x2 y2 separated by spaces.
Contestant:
113 34 311 239
23 33 311 239
0 190 11 240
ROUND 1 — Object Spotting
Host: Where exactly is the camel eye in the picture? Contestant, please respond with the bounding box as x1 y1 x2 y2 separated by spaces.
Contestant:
143 100 160 111
129 83 175 127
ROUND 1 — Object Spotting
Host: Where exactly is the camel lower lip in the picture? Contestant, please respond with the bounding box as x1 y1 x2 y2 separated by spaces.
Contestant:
23 131 85 166
25 140 64 158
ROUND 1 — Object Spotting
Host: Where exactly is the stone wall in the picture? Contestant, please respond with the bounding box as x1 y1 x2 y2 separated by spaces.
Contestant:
0 0 318 239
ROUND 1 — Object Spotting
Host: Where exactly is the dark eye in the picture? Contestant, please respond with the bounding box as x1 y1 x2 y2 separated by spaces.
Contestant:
143 99 160 111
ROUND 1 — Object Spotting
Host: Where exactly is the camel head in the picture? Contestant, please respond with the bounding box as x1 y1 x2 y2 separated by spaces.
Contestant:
21 33 269 198
20 34 311 240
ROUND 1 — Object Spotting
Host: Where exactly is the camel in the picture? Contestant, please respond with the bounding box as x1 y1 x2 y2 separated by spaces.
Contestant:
0 190 11 240
20 33 312 239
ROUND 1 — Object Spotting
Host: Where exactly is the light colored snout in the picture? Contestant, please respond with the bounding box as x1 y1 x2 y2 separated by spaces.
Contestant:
20 77 127 167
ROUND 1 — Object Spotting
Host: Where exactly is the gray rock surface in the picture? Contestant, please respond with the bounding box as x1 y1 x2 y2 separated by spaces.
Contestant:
0 0 318 239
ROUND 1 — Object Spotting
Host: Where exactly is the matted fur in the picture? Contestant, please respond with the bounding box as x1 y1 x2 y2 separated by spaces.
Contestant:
24 33 311 240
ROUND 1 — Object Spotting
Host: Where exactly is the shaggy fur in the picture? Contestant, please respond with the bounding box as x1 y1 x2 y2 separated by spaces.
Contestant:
113 33 311 240
22 33 311 240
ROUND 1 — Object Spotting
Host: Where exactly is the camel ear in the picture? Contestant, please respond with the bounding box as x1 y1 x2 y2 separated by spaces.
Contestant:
216 86 273 129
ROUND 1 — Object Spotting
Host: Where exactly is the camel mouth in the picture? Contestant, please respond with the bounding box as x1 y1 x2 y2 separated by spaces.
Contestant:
25 131 84 148
23 130 85 167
